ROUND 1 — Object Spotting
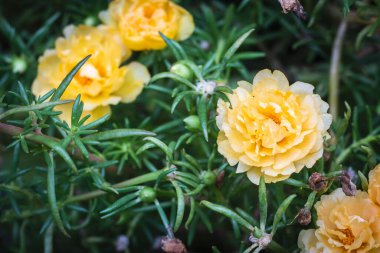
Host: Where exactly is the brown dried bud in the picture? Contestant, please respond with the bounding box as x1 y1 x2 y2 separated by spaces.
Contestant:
340 170 357 196
308 172 328 192
161 236 187 253
323 150 331 161
278 0 307 19
297 208 312 225
216 170 225 188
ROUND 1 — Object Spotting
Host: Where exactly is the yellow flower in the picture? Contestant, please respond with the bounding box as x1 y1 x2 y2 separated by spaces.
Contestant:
32 25 150 124
369 164 380 206
99 0 195 50
309 189 380 252
216 69 332 184
298 229 329 253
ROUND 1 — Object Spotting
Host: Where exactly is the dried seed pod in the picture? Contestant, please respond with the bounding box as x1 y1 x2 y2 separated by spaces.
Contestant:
216 170 225 188
161 236 187 253
278 0 307 19
340 170 357 196
308 172 328 192
323 150 331 161
297 208 312 226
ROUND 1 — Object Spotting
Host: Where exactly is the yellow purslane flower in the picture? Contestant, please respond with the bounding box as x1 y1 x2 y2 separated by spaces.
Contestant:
32 25 150 124
216 69 332 184
298 188 380 253
369 164 380 206
99 0 195 50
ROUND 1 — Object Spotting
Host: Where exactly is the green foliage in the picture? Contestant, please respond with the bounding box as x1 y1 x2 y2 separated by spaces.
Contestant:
1 0 380 252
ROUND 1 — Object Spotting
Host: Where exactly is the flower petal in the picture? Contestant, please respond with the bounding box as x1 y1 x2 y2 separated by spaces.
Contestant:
290 81 315 94
114 62 150 103
175 6 195 40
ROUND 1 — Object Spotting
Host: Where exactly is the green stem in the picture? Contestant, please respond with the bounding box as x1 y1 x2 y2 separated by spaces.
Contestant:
250 228 287 253
267 241 288 253
0 122 103 163
334 134 379 167
329 19 347 119
65 169 165 204
154 199 174 238
0 100 72 121
44 223 54 253
1 170 166 222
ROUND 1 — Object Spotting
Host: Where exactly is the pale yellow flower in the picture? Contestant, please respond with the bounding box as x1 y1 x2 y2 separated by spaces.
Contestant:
369 164 380 206
313 188 380 253
216 69 332 184
298 229 330 253
32 25 150 124
99 0 195 50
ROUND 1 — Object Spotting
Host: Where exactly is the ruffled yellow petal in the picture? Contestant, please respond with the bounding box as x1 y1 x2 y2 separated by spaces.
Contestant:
216 69 332 184
101 0 194 51
307 189 380 252
114 62 150 103
369 164 380 206
175 5 195 40
32 25 148 124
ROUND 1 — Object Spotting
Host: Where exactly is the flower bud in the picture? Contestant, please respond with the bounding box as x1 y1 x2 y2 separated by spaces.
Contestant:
170 62 193 80
340 170 357 196
139 187 156 203
297 208 312 225
278 0 307 19
161 236 187 253
84 16 98 26
12 56 27 74
183 115 201 132
201 171 217 186
308 172 328 192
216 170 225 188
323 150 331 161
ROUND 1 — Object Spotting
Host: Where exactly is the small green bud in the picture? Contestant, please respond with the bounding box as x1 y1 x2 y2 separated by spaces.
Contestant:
139 187 156 203
183 115 201 132
170 62 193 80
201 171 217 186
12 56 27 74
84 16 97 26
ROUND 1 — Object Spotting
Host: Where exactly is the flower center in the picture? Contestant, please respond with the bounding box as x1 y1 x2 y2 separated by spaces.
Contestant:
131 3 169 29
339 228 355 245
77 63 101 86
143 6 154 18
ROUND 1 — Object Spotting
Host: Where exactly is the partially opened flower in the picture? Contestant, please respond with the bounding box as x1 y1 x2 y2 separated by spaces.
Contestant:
216 69 332 184
369 164 380 206
32 25 150 124
99 0 195 50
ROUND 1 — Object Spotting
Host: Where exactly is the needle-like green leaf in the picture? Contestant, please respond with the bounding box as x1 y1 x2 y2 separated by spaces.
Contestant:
44 152 69 237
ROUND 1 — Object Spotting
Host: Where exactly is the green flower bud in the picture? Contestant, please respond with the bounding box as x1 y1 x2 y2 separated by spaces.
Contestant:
84 16 97 26
201 171 217 186
183 115 201 132
139 187 156 203
12 56 27 74
170 62 193 80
